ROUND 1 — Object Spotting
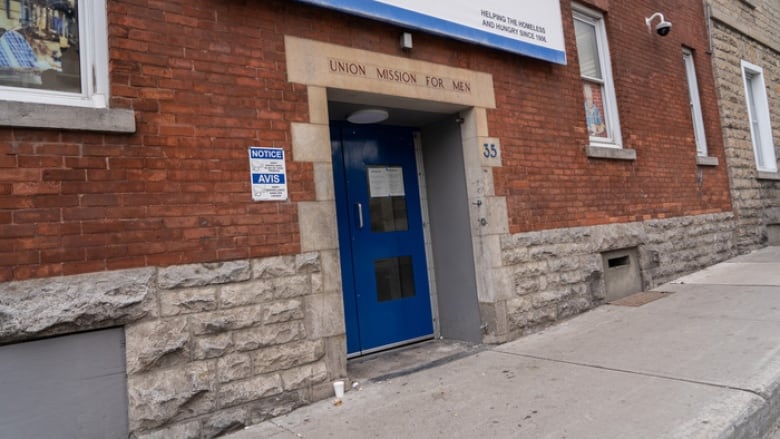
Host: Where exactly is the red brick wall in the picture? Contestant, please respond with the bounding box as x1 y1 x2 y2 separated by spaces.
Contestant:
0 0 731 281
493 0 730 232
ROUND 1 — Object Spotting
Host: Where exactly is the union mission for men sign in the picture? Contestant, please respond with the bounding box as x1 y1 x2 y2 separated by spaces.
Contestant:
298 0 567 64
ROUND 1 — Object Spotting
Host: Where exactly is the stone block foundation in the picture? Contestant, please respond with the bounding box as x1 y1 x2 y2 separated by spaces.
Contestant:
0 252 344 439
481 212 739 343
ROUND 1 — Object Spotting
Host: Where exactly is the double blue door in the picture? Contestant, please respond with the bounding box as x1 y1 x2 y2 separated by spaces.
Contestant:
331 123 434 356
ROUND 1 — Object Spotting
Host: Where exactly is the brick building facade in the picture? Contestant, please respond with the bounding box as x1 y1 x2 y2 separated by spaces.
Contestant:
707 0 780 250
0 0 741 437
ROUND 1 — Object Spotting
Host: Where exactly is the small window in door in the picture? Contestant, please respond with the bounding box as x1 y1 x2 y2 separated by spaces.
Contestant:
367 166 408 232
375 256 416 302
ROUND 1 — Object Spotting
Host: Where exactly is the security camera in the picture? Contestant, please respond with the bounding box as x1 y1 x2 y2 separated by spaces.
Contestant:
655 20 672 36
645 12 672 37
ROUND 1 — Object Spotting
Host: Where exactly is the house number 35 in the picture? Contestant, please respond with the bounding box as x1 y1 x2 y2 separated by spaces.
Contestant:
483 143 498 158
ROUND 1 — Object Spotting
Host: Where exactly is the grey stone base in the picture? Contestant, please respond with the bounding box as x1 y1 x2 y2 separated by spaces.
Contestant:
0 253 346 439
484 212 739 343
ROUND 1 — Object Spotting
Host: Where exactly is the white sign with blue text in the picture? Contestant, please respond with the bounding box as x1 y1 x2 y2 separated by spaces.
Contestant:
297 0 566 65
248 147 288 201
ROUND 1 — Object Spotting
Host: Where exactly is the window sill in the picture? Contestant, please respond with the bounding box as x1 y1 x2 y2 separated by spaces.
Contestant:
696 156 719 166
585 145 636 161
757 171 780 181
0 101 135 133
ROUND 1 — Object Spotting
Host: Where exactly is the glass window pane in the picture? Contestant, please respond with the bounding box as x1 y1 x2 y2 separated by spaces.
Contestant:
369 196 408 232
745 75 766 169
583 81 608 138
375 256 416 302
574 19 602 80
0 1 81 93
683 51 707 156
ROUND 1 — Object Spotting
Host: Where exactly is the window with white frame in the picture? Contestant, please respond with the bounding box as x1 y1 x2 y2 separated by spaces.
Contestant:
741 60 777 173
573 5 621 148
682 49 708 157
0 0 109 108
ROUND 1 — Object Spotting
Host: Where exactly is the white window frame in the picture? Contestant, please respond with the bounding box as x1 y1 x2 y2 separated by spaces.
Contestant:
683 49 708 157
0 0 109 109
741 60 777 173
573 4 622 149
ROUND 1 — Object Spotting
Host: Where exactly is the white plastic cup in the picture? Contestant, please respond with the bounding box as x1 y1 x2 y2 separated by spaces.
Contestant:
333 380 345 398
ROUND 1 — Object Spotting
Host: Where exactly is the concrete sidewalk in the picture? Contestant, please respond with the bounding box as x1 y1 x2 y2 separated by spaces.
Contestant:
226 247 780 439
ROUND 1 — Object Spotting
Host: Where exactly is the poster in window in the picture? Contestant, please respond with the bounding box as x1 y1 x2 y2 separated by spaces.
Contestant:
386 167 405 197
0 0 80 92
368 167 405 198
583 82 607 138
368 167 390 198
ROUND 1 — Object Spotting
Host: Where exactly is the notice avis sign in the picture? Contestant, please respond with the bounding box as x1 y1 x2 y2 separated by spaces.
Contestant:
249 147 288 201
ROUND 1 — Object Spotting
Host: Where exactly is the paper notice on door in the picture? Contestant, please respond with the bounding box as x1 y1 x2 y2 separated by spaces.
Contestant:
368 167 405 198
368 167 390 198
387 167 405 196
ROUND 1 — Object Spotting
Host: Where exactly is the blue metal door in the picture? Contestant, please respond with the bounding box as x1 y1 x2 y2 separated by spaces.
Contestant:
331 123 434 355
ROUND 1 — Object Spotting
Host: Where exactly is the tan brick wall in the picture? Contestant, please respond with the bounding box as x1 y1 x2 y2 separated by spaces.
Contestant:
710 0 780 52
709 0 780 249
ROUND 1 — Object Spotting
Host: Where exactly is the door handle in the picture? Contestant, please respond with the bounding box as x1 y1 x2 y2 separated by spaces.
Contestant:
356 203 364 229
